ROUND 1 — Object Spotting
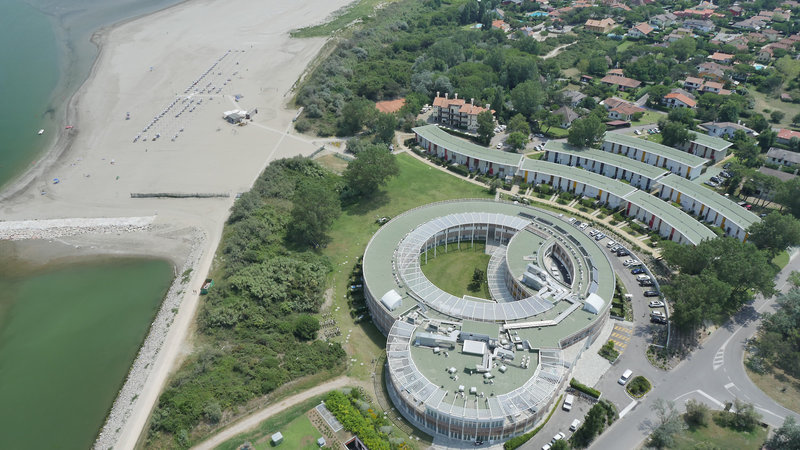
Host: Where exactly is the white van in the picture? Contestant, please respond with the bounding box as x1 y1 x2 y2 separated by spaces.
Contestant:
618 369 633 385
570 419 581 431
563 394 574 411
636 274 651 282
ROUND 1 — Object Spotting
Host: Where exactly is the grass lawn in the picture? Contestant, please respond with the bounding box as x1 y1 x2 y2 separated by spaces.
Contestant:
315 154 350 174
672 412 768 450
772 250 790 269
291 0 402 37
746 360 800 414
546 127 570 138
421 243 491 298
750 88 800 129
639 133 663 144
215 395 326 450
631 110 665 126
321 152 490 406
616 40 633 52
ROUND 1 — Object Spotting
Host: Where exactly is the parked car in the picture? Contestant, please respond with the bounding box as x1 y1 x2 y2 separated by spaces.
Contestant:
634 129 642 135
705 180 719 187
542 444 551 450
639 279 654 286
579 223 589 230
723 162 731 169
570 419 581 432
616 248 630 256
606 240 617 248
651 310 665 318
595 233 605 241
623 259 638 266
551 432 565 444
636 274 651 282
644 290 660 297
651 316 667 324
648 300 665 308
563 394 574 411
568 217 576 224
710 176 722 184
496 143 503 149
618 369 633 385
573 220 582 227
631 267 645 274
589 229 599 237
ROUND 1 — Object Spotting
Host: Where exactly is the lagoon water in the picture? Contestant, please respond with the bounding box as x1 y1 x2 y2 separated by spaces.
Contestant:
0 258 173 449
1 1 183 447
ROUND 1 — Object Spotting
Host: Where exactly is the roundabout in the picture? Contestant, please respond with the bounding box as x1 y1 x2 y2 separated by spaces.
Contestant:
362 199 616 444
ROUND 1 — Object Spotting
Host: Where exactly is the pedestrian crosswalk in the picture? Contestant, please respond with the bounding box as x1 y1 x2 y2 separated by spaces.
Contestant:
610 325 633 352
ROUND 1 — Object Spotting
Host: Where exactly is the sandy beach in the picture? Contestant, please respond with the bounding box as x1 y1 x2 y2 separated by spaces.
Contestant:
0 0 352 447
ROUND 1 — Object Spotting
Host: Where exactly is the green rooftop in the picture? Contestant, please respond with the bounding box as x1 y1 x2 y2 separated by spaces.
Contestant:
520 159 637 199
690 133 732 152
604 133 707 168
543 140 670 180
658 174 760 229
413 125 524 166
625 190 717 245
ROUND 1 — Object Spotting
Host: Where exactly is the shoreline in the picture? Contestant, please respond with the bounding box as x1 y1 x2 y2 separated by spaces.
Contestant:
0 0 355 447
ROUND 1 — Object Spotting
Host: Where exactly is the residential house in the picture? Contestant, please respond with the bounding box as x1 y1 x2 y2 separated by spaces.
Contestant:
629 22 655 38
675 9 715 19
608 102 646 121
553 106 580 128
683 19 715 33
562 90 587 107
683 77 704 91
767 147 800 166
728 5 744 16
585 18 617 33
733 17 767 30
699 121 758 139
708 52 734 64
650 12 678 28
492 20 511 32
777 128 800 145
700 81 729 95
580 74 594 83
431 92 491 131
664 92 697 109
696 61 727 81
763 28 781 41
600 74 641 91
757 46 775 62
601 96 628 110
677 133 733 161
665 28 695 42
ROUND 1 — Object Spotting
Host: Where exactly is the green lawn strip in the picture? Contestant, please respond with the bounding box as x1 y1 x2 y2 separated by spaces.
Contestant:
745 362 800 414
214 394 327 450
772 250 790 269
673 411 767 450
291 0 402 38
632 110 664 127
420 243 491 299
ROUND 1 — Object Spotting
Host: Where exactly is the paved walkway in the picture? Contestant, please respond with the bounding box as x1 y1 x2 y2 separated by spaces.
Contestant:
192 376 354 450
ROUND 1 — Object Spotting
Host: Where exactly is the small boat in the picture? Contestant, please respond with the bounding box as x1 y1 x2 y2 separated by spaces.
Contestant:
65 125 73 129
37 129 44 135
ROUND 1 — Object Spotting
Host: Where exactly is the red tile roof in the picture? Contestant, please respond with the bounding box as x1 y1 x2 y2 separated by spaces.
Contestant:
778 129 800 141
375 98 406 114
600 75 641 88
665 92 697 108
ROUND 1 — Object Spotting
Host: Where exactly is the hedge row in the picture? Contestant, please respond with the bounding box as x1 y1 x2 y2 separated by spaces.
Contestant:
503 395 562 450
570 378 601 399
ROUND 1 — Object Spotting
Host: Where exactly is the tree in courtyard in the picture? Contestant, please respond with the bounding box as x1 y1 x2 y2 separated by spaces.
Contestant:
337 97 376 136
488 178 502 195
343 144 399 200
730 399 761 431
648 398 683 449
776 177 800 218
747 113 769 133
647 85 670 108
469 268 486 292
551 440 570 450
567 115 605 148
667 107 695 127
511 79 544 117
372 112 398 144
747 212 800 258
789 271 800 287
506 131 528 152
508 113 531 136
732 137 762 168
290 179 341 247
476 110 495 145
765 416 800 449
660 121 696 147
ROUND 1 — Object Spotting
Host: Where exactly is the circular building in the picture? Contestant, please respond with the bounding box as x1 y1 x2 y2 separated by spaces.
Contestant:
362 199 615 444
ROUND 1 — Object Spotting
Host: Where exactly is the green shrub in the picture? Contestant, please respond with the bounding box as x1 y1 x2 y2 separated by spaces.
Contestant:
447 164 469 176
570 378 601 399
626 376 651 398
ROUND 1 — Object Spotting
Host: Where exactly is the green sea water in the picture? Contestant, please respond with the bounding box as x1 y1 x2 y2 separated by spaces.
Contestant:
0 258 173 449
0 0 183 191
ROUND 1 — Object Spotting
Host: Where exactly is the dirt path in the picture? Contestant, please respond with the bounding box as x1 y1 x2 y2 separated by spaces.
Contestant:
192 376 355 450
542 42 575 59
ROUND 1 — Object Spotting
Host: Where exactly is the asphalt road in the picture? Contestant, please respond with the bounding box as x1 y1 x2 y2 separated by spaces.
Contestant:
589 249 800 449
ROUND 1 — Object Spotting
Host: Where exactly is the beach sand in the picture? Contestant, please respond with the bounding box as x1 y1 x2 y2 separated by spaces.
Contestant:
0 0 352 447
